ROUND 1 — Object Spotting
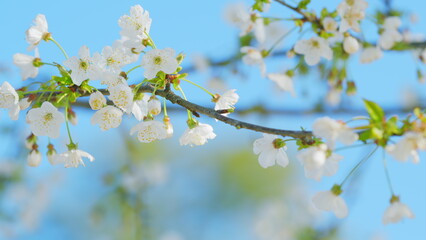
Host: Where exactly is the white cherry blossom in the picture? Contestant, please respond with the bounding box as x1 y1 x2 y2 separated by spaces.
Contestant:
312 116 358 149
337 0 368 33
89 91 106 110
241 46 266 76
91 105 123 131
312 188 348 218
108 84 134 113
26 101 65 138
13 51 40 81
54 149 94 168
0 81 20 120
26 14 49 51
99 69 127 87
294 37 333 66
141 48 179 79
253 134 289 168
360 47 383 64
63 45 96 85
119 5 152 49
383 198 415 224
130 120 168 143
214 89 239 115
180 122 216 146
266 73 295 95
386 132 426 163
297 144 343 181
224 3 250 28
379 30 402 50
323 17 338 32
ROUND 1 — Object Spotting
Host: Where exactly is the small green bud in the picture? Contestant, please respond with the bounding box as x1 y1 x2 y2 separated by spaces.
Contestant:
176 53 185 64
390 195 400 204
346 81 357 95
187 118 198 129
32 58 43 67
331 184 343 196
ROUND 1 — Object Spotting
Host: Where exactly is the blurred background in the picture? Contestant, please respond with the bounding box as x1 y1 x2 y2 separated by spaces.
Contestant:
1 0 426 239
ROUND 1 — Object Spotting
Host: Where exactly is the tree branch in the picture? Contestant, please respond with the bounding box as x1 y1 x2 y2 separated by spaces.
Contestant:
40 85 314 139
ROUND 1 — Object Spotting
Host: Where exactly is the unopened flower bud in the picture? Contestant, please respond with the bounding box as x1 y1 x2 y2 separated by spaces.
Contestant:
27 149 42 167
343 36 359 54
148 97 161 116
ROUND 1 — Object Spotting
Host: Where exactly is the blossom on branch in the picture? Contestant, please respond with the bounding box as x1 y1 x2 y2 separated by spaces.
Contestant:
386 132 426 163
26 14 49 51
180 122 216 147
294 37 333 66
26 101 65 138
297 144 343 181
13 50 41 81
312 185 348 218
312 116 358 149
253 134 289 168
0 81 20 120
141 48 179 79
63 46 97 85
54 149 94 168
91 105 123 131
130 120 168 143
382 196 415 224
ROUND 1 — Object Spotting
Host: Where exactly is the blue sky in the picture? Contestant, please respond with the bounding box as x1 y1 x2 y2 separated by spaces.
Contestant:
1 0 426 239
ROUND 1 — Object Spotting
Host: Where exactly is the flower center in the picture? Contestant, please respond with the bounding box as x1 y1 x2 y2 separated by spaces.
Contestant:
44 113 53 122
79 61 89 70
311 40 320 48
154 56 162 65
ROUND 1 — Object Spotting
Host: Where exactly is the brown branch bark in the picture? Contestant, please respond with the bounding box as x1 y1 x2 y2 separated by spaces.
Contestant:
58 85 314 139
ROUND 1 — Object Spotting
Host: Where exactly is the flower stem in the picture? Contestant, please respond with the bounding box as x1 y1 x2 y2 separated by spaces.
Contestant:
49 38 69 59
163 97 168 117
181 78 215 97
126 65 141 75
65 99 75 145
267 26 297 55
340 146 379 187
177 86 192 120
334 142 373 152
382 149 395 195
144 31 157 49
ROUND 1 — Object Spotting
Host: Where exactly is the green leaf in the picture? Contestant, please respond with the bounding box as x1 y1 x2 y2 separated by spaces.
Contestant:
358 129 372 142
252 0 271 12
298 0 311 10
363 99 385 123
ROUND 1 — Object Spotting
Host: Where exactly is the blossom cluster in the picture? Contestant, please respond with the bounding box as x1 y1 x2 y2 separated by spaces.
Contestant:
5 5 241 168
251 106 425 224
